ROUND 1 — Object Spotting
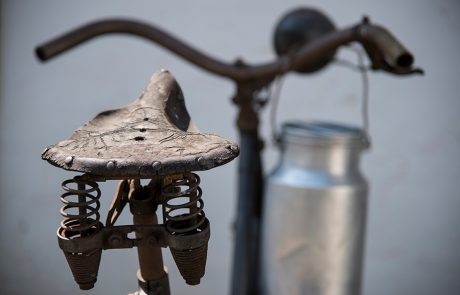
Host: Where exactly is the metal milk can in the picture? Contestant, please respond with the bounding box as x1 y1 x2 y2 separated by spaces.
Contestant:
260 121 369 295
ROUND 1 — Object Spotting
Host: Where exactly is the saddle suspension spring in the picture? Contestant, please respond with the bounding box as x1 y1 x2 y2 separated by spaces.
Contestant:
59 176 102 238
161 172 205 234
161 172 210 285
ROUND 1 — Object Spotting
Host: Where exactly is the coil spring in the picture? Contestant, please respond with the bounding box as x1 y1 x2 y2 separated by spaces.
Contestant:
60 176 101 238
162 172 205 234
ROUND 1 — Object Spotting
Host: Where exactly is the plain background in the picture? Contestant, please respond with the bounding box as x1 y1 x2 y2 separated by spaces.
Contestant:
1 0 459 294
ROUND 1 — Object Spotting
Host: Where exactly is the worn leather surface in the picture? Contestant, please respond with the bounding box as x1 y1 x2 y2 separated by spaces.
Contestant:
42 70 239 177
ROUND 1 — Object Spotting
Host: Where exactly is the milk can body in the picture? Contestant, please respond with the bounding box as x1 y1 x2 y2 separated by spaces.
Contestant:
260 122 368 295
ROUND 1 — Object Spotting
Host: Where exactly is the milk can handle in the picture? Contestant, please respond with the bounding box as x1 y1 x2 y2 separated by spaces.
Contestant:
270 47 372 149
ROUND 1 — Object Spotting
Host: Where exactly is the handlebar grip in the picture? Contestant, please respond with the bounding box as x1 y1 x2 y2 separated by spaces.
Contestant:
357 23 422 75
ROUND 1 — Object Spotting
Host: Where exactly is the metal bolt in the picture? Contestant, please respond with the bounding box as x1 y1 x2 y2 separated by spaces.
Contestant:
109 234 122 246
106 161 115 170
65 156 73 165
151 161 161 171
196 156 207 167
230 145 239 153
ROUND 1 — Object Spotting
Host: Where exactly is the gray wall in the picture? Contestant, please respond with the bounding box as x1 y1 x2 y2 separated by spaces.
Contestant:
1 0 459 294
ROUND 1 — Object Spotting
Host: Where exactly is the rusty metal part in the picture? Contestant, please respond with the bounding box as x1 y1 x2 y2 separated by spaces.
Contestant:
171 243 208 285
58 212 209 285
41 71 240 177
161 173 204 234
356 18 423 75
136 269 171 295
168 220 210 286
63 248 103 290
58 176 104 290
58 224 168 253
58 222 167 290
59 176 102 238
57 173 211 289
106 180 129 226
134 213 166 282
129 180 168 284
129 183 158 216
35 18 422 79
161 173 210 285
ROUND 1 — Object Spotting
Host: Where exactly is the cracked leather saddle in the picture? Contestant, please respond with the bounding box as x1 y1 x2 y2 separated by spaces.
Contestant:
42 70 239 177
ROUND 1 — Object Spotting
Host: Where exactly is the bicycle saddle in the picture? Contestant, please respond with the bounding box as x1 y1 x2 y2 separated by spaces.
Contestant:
42 70 239 177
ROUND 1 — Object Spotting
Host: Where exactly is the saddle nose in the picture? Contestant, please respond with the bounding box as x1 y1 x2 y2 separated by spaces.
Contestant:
42 70 239 178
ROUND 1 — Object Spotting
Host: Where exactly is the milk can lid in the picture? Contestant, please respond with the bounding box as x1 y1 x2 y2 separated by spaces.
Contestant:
281 121 369 148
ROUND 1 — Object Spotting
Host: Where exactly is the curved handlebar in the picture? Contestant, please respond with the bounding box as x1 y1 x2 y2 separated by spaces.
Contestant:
35 18 422 82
